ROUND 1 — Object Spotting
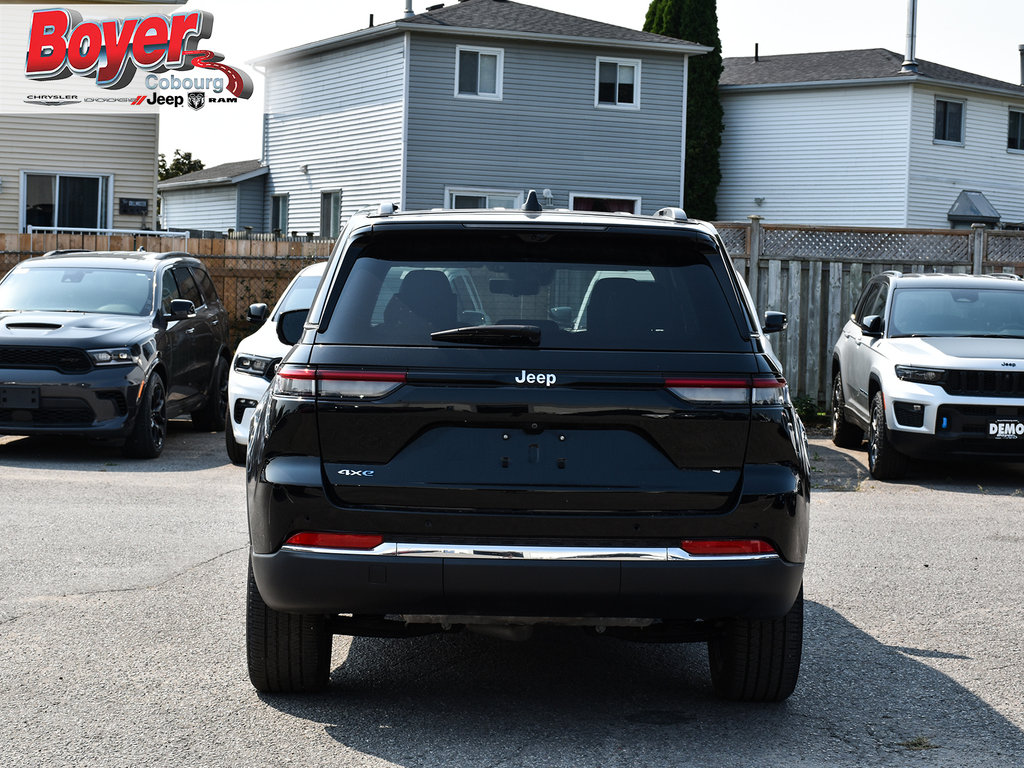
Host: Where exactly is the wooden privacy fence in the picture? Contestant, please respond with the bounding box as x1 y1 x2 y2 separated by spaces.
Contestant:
5 224 1024 400
718 218 1024 406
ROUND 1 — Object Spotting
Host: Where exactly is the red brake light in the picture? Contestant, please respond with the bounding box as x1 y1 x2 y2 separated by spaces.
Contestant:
679 539 777 556
285 532 384 550
273 367 406 400
665 377 750 404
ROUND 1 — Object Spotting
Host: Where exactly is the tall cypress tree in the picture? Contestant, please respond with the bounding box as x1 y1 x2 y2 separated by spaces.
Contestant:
644 0 723 221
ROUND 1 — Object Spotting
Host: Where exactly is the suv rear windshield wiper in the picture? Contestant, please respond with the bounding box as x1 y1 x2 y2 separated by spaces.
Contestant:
431 324 541 347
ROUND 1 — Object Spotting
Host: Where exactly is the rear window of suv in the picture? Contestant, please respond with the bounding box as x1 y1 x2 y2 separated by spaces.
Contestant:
318 229 749 352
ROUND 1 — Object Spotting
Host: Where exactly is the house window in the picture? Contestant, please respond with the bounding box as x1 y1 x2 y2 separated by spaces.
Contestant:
271 194 288 233
1009 109 1024 151
446 187 523 210
934 99 964 144
596 58 640 108
23 172 110 232
456 46 503 100
320 190 341 238
570 193 641 214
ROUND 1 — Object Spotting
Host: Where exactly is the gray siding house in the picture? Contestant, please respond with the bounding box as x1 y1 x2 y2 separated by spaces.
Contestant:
254 0 708 235
717 49 1024 228
158 160 268 235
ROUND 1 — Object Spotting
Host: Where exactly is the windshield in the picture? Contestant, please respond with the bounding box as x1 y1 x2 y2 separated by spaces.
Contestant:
319 230 748 352
0 265 154 315
889 286 1024 338
272 272 323 320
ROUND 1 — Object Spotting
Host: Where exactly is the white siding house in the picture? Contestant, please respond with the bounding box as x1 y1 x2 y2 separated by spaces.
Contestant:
0 114 158 233
252 0 709 233
717 49 1024 228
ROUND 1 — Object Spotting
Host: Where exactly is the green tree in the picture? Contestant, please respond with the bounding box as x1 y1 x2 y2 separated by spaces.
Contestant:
158 149 204 181
644 0 723 220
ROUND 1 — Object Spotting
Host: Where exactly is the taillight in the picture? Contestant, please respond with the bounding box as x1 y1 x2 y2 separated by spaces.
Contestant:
680 539 777 556
665 375 786 405
285 532 384 550
272 367 405 400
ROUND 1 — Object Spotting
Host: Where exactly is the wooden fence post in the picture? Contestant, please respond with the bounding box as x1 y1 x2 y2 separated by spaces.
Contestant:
971 223 985 274
747 215 763 310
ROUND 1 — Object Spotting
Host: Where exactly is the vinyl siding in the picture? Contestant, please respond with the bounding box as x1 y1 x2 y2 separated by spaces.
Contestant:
161 185 238 233
0 114 158 232
236 176 266 232
262 36 405 233
716 85 911 226
405 35 685 213
907 85 1024 227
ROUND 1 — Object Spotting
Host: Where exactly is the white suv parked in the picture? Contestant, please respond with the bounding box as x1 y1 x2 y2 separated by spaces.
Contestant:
830 271 1024 479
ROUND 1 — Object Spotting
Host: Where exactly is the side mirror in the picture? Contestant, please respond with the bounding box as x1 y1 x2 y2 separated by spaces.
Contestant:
763 311 788 334
247 303 269 326
276 308 309 346
861 314 884 337
167 298 195 320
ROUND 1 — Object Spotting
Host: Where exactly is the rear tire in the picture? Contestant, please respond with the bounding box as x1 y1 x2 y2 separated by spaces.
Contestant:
707 586 803 702
830 371 863 448
868 392 909 480
246 559 332 693
123 374 167 459
191 357 228 432
225 405 247 466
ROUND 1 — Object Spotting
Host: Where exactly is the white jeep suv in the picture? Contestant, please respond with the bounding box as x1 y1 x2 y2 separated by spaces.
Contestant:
831 271 1024 479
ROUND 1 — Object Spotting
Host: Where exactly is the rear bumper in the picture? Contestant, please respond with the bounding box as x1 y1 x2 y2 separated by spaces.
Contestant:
251 545 804 620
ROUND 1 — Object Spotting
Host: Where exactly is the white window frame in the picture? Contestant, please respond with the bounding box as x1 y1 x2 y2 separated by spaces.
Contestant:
933 97 965 146
271 193 289 233
320 189 342 238
454 45 504 101
595 57 641 110
19 170 113 233
444 186 524 210
569 192 641 214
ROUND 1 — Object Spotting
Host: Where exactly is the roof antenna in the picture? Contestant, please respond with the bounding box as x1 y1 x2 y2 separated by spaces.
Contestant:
522 190 543 212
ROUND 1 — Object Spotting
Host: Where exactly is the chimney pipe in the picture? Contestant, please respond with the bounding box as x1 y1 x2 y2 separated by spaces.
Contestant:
754 43 759 63
1019 44 1024 86
404 0 414 18
901 0 919 73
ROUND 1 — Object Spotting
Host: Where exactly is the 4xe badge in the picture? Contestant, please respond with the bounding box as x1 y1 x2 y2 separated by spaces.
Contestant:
337 469 375 478
188 92 205 111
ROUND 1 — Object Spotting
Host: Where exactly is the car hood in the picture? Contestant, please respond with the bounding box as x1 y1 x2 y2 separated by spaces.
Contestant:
885 336 1024 367
0 311 153 347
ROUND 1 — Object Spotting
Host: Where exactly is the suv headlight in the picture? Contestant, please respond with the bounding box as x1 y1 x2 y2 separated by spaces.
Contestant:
894 365 944 384
234 354 277 377
87 346 141 366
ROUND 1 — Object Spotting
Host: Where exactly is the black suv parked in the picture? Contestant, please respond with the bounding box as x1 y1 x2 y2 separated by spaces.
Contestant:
0 250 230 457
246 199 810 701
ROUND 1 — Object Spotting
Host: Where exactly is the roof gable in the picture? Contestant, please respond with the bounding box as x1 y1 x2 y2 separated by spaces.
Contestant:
722 48 1024 97
158 159 267 191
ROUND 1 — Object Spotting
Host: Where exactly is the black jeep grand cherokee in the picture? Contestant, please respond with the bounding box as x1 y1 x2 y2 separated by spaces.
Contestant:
247 199 810 701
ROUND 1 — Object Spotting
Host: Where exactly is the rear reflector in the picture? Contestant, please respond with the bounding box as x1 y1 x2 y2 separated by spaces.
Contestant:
285 532 385 550
679 539 777 556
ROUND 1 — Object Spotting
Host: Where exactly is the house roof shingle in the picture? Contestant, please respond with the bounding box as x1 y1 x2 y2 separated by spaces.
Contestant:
158 159 267 190
722 48 1024 96
254 0 707 65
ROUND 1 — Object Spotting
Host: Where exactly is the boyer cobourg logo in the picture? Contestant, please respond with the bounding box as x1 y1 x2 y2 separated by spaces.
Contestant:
24 8 253 104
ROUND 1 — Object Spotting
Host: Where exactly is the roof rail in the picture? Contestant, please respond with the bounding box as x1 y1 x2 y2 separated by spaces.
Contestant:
882 270 903 277
986 272 1022 280
654 207 688 222
41 248 91 258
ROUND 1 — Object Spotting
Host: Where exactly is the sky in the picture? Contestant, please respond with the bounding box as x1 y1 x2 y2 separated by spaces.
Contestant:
157 0 1024 166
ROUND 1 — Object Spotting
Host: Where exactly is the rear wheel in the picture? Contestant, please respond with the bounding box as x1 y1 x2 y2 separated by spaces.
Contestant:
246 560 332 693
830 371 863 448
123 374 167 459
192 357 228 432
225 405 247 466
868 392 909 480
707 586 803 702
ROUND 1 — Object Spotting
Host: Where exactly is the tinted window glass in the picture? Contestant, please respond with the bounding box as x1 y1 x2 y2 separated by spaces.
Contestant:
0 265 152 315
273 273 323 319
172 266 203 307
320 231 747 352
192 266 219 304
